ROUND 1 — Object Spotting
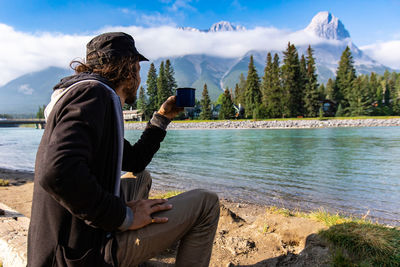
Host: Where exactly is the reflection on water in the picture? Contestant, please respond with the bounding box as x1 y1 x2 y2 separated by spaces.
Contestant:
126 127 400 225
0 126 399 225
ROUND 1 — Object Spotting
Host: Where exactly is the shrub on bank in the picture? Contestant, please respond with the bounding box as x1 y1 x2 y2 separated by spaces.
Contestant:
321 222 400 266
265 206 400 266
0 179 9 186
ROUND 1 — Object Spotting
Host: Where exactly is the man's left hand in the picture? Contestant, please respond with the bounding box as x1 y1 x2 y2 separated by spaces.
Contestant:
157 96 184 120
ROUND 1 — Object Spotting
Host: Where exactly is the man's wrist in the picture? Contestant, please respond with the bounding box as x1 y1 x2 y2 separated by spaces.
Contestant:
149 112 171 131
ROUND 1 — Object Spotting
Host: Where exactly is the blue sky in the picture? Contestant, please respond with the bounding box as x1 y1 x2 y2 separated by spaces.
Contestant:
0 0 399 85
1 0 399 45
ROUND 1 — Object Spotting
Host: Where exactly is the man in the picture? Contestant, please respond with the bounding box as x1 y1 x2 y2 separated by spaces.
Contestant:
28 32 220 267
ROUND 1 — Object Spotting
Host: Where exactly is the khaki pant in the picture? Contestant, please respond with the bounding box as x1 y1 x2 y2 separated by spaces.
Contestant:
116 171 220 266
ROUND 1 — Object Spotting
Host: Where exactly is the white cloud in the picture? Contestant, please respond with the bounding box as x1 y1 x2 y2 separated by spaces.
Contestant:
101 25 329 60
18 84 34 95
0 23 90 86
1 21 399 86
360 40 400 70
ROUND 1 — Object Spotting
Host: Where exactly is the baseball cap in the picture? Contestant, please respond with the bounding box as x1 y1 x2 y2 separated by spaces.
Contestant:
86 32 149 66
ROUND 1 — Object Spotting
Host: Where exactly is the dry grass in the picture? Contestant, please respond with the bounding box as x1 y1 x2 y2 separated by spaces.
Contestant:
150 191 183 199
0 179 9 186
266 206 296 217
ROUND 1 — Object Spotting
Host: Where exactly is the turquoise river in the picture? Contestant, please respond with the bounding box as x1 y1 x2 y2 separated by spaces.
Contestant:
0 126 399 225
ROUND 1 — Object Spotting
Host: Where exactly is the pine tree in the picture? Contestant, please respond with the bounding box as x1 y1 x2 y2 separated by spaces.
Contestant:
146 63 158 113
233 83 240 105
263 53 283 118
199 83 212 120
219 89 235 119
333 46 357 113
347 76 373 116
261 52 273 107
136 86 148 114
318 84 326 101
325 78 334 101
335 103 344 117
392 75 400 114
165 59 177 96
281 42 302 117
270 53 283 118
303 45 320 117
157 61 169 107
36 105 45 119
299 54 307 91
319 106 324 118
244 55 262 118
235 73 247 106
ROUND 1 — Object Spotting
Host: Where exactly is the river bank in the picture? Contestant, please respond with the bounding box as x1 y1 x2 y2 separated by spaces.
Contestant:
1 168 399 266
125 117 400 130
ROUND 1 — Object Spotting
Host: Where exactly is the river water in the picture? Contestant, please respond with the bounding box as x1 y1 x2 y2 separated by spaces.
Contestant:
1 126 399 225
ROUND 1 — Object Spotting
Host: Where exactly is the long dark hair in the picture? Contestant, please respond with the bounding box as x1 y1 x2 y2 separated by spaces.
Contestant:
70 54 140 88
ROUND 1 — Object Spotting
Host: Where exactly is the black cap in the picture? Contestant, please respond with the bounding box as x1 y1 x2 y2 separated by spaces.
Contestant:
86 32 148 66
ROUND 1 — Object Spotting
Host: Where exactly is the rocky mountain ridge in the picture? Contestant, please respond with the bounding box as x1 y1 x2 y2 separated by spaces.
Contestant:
0 12 395 114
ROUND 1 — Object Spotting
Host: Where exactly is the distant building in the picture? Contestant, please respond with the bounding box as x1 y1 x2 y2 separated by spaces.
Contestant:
321 100 336 117
123 110 143 121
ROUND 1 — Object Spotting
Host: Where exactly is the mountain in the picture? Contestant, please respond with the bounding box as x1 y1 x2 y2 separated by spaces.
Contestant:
179 21 246 32
304 11 350 40
0 12 395 114
208 21 246 32
175 12 392 98
0 67 73 114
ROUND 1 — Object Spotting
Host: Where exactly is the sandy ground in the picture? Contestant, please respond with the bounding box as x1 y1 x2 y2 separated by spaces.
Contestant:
0 168 332 266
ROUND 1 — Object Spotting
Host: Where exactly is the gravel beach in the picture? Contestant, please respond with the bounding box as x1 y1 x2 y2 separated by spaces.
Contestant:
125 118 400 130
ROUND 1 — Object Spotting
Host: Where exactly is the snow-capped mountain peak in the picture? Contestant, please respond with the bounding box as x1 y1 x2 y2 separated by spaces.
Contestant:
208 21 246 32
179 21 246 32
305 11 350 40
178 27 201 32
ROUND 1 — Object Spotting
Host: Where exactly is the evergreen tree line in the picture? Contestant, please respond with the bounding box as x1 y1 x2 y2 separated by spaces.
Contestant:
230 43 400 119
134 44 400 120
133 59 177 119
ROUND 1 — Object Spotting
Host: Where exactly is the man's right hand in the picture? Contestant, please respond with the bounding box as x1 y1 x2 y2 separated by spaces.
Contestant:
126 199 172 230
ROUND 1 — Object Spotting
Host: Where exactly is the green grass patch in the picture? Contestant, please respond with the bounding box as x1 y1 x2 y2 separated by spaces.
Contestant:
264 205 400 266
320 222 400 266
18 123 37 128
150 191 183 199
266 206 296 217
307 209 359 227
0 179 9 186
266 206 369 226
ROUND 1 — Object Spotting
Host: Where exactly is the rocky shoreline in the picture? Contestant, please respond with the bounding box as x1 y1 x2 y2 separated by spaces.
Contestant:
125 118 400 130
0 168 331 266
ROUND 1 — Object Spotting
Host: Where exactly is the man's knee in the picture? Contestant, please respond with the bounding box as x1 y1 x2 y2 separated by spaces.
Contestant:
136 169 152 184
190 189 220 217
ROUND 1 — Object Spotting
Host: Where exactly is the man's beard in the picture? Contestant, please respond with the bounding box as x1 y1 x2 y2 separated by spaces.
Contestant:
125 91 137 105
123 79 140 105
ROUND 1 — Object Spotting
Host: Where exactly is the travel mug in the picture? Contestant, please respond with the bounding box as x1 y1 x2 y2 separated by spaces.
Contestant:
176 88 196 107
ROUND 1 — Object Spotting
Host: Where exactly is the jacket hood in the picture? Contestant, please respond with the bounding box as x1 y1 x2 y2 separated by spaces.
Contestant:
53 72 115 91
45 73 116 122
